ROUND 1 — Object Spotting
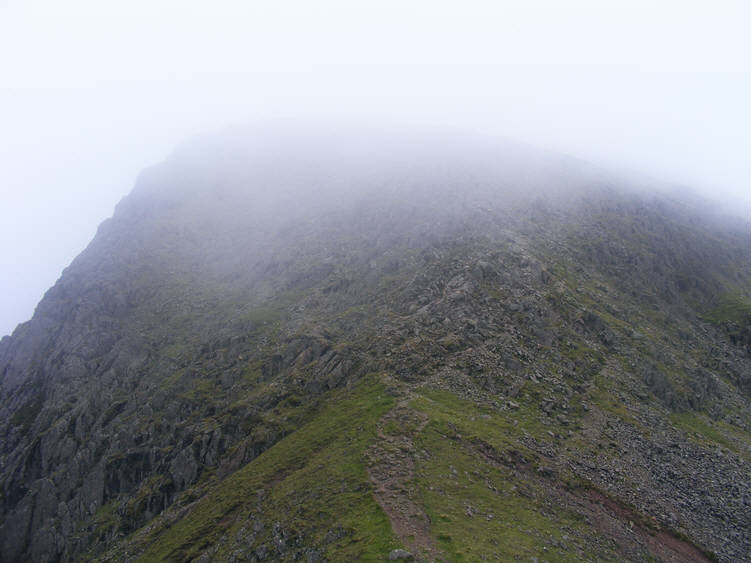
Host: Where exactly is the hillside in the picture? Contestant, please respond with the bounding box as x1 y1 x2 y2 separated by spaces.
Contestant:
1 125 751 562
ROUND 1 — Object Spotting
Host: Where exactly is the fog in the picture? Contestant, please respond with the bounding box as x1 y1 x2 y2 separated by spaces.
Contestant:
1 0 750 337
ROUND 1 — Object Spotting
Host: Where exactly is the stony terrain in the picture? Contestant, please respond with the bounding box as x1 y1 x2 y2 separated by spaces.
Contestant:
1 125 750 561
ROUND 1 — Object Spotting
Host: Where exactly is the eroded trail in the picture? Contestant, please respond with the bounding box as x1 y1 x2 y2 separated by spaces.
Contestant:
579 489 714 563
366 394 441 561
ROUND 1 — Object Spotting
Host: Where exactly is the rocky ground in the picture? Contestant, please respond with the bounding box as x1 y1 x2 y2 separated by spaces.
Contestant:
1 128 751 561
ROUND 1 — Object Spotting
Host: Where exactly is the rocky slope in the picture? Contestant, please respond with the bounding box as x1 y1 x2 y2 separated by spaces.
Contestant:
1 124 751 561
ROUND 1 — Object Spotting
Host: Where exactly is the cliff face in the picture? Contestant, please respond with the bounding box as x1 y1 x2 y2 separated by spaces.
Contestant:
1 126 750 562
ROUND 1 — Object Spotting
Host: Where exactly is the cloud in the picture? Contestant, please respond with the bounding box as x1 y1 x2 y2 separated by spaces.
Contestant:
1 0 750 336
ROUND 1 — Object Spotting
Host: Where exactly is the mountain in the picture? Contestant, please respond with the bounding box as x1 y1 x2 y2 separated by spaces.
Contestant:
2 124 750 562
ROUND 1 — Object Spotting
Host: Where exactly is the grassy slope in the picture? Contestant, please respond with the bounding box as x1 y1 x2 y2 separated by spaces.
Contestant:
137 375 399 561
111 365 744 561
702 294 751 324
409 389 616 562
132 377 627 561
113 272 751 561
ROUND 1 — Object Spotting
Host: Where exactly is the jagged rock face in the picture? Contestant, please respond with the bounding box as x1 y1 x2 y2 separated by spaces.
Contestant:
1 126 751 561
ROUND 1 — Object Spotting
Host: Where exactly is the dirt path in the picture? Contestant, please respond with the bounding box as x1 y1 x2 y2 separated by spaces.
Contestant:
366 395 442 561
581 489 714 563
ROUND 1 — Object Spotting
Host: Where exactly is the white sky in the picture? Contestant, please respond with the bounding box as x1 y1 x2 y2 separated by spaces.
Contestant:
1 0 750 337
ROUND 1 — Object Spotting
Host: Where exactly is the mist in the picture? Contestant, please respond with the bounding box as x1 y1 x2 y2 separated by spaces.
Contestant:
1 0 750 337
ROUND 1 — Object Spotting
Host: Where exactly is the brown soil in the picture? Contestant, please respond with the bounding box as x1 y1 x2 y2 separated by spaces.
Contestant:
582 489 714 563
366 397 442 561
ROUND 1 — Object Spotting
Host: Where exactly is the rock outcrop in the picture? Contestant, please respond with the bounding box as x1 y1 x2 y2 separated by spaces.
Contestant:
1 125 750 561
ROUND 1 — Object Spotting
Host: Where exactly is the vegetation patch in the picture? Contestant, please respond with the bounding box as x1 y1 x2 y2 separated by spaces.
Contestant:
137 374 399 561
669 411 751 460
590 374 645 432
410 388 612 561
702 294 751 324
9 398 42 435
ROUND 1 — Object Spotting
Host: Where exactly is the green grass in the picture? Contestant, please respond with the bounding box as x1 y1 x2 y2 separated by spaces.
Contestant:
241 304 285 325
123 380 710 562
670 411 751 460
702 294 751 324
412 388 548 450
560 342 605 366
590 374 645 432
178 377 216 401
410 388 613 561
9 398 42 435
137 374 399 561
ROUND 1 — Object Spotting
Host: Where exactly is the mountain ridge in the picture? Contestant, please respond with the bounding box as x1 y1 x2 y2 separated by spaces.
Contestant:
1 126 750 561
